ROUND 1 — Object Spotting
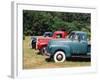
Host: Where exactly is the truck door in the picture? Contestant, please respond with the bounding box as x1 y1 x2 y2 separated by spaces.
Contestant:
80 40 88 54
69 33 82 54
69 32 88 54
71 39 82 54
79 34 88 54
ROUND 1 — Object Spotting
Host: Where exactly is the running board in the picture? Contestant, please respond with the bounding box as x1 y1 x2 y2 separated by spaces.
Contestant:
71 55 90 58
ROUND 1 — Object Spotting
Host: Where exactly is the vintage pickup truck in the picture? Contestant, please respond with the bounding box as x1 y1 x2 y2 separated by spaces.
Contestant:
37 31 68 54
31 32 53 49
45 31 91 62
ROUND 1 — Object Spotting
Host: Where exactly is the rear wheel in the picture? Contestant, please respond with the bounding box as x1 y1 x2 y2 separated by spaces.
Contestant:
54 51 66 63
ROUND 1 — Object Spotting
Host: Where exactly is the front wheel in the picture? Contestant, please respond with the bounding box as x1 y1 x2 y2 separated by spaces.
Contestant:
40 46 47 55
54 51 66 63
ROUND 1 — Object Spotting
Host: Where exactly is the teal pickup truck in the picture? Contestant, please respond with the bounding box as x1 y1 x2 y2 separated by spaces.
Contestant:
45 31 91 62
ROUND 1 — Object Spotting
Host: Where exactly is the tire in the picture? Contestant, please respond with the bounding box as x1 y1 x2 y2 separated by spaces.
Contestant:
31 40 36 49
41 46 47 55
54 51 66 63
31 43 34 49
31 40 34 49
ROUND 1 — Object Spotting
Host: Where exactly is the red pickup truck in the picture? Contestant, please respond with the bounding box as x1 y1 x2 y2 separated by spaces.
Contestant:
36 31 68 54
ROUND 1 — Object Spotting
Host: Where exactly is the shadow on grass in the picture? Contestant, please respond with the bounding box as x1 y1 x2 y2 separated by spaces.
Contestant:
45 57 91 62
66 57 91 62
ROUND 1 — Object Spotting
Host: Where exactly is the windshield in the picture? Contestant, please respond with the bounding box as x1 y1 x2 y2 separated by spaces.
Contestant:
68 32 87 41
68 33 79 40
43 33 53 37
56 34 62 38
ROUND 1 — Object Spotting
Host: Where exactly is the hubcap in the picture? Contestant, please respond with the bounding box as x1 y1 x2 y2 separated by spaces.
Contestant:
56 54 63 61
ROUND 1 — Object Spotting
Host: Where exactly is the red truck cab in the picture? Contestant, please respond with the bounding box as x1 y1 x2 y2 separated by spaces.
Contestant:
36 31 68 54
52 31 67 38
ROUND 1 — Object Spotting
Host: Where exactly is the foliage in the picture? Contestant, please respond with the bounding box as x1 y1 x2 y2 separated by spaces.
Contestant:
23 10 91 36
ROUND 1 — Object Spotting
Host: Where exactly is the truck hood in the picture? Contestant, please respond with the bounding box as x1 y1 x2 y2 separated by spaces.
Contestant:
38 37 52 43
49 39 72 45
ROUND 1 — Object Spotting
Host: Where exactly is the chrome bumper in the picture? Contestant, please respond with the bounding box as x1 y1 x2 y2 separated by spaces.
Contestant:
44 52 51 59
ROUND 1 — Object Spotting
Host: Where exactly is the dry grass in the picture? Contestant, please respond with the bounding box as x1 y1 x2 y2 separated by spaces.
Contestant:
23 36 91 69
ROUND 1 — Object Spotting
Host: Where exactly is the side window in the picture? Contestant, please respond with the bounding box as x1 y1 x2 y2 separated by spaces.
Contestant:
44 33 52 37
81 34 86 40
82 35 85 40
56 34 62 38
74 34 79 40
45 34 50 37
69 33 75 39
69 33 79 40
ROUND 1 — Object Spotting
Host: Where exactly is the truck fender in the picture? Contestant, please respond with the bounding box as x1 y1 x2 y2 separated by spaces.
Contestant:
63 45 71 57
53 45 71 58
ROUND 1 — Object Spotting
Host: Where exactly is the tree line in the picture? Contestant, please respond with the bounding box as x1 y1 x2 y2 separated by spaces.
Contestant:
23 10 91 36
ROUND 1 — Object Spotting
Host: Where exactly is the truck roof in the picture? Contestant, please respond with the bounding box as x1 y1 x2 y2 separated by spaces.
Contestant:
71 31 87 34
54 31 66 33
44 32 52 33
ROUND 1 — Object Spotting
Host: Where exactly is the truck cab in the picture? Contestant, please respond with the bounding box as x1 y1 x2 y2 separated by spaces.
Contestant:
46 31 91 62
52 31 67 38
36 31 68 54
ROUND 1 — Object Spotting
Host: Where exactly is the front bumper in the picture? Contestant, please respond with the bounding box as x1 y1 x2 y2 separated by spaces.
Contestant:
44 52 51 59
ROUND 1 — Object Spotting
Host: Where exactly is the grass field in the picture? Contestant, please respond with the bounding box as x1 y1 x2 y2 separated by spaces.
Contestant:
23 36 91 69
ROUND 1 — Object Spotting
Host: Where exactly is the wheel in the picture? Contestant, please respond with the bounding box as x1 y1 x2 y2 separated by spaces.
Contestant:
31 40 36 49
41 46 47 55
54 51 66 63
